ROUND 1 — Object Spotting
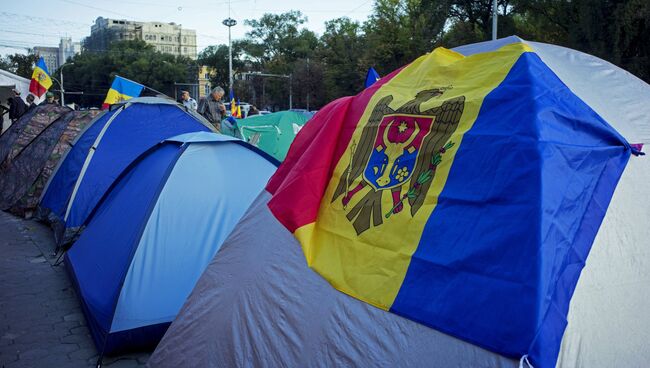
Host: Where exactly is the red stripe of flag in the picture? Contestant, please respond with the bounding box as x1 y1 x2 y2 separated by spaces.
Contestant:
266 66 405 233
29 79 48 98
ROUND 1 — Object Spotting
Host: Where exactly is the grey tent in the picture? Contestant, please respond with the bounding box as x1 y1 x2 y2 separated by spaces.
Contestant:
149 37 650 367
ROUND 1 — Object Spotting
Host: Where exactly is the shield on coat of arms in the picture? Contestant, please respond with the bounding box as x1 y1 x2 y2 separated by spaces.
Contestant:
363 114 434 191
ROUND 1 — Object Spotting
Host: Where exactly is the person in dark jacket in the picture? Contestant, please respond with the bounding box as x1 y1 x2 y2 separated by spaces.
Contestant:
197 86 226 131
8 89 27 122
25 94 37 112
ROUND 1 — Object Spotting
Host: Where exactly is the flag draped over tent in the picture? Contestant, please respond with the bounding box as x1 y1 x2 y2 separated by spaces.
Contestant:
102 76 144 109
364 67 380 88
266 42 636 368
29 57 53 97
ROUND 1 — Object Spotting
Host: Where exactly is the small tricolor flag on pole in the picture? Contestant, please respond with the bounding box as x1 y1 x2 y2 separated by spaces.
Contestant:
29 57 53 97
229 89 238 117
102 75 144 109
364 67 380 88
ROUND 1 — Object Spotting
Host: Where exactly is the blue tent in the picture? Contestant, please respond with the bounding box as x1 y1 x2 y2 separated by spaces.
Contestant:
38 97 214 246
65 131 278 355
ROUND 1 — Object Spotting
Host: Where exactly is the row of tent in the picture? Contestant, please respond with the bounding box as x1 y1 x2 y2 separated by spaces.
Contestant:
150 37 649 368
1 36 648 368
0 98 280 354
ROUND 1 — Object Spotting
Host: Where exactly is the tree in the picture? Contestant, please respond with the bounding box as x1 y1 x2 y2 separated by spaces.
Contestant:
198 43 245 91
58 40 197 107
363 0 451 74
238 11 320 110
193 0 650 111
0 53 38 79
317 18 367 101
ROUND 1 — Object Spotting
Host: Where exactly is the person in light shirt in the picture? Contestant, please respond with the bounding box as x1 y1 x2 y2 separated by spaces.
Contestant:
180 90 197 111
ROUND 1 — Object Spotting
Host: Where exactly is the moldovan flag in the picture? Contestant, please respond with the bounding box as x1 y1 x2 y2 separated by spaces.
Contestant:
266 42 638 368
229 89 238 117
102 76 144 109
29 57 53 97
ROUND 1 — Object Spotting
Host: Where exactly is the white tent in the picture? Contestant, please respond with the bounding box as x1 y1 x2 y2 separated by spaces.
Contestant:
149 37 650 367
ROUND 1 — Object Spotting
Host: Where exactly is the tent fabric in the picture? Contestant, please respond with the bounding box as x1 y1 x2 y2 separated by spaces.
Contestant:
0 104 70 165
37 109 118 239
37 98 214 245
0 110 100 216
236 111 311 161
149 191 518 368
65 133 277 354
452 36 650 144
151 156 650 367
265 42 632 367
150 37 650 368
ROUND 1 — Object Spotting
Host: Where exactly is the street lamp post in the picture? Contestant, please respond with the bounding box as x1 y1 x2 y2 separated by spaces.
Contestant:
222 18 237 92
492 0 498 40
59 62 74 106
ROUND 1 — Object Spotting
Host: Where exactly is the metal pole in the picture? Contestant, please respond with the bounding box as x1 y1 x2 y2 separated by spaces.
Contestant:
228 26 233 91
60 68 65 106
492 0 498 41
59 62 74 106
222 18 237 92
289 74 292 110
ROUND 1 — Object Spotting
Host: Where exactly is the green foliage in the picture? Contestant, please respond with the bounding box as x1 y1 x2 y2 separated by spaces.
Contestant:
0 53 39 79
198 43 245 90
56 40 196 107
318 18 366 102
41 1 650 109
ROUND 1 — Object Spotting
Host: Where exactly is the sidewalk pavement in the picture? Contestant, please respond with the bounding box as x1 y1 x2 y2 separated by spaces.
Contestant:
0 210 149 367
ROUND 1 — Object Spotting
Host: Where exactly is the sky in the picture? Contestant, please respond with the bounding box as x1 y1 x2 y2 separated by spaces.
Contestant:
0 0 374 56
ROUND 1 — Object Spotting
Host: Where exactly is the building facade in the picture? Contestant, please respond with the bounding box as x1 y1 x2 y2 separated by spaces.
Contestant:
86 17 197 59
59 38 82 65
198 66 214 98
33 46 60 73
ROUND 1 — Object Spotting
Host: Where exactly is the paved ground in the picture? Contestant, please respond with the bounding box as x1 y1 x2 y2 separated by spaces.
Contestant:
0 211 150 367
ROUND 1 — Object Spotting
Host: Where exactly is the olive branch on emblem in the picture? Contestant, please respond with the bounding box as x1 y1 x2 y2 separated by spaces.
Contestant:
385 141 455 218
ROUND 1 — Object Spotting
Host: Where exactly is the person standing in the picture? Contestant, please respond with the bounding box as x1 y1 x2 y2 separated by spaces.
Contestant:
180 90 197 110
8 89 27 122
25 94 37 112
44 92 55 104
198 86 226 131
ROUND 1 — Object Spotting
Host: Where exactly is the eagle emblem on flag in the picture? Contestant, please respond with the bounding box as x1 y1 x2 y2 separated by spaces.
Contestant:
332 88 465 235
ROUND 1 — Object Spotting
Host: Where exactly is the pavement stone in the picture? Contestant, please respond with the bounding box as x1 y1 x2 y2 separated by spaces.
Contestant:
0 211 150 367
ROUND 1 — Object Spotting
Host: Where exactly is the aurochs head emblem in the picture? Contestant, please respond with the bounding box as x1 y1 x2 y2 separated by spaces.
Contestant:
364 114 432 190
332 88 465 235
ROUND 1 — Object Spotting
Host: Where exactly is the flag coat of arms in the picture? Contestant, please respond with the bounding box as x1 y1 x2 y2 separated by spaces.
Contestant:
266 42 637 368
29 57 53 97
102 76 144 109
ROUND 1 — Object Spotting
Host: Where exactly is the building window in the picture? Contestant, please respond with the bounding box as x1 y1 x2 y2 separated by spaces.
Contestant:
183 37 187 43
184 47 187 53
204 84 210 95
